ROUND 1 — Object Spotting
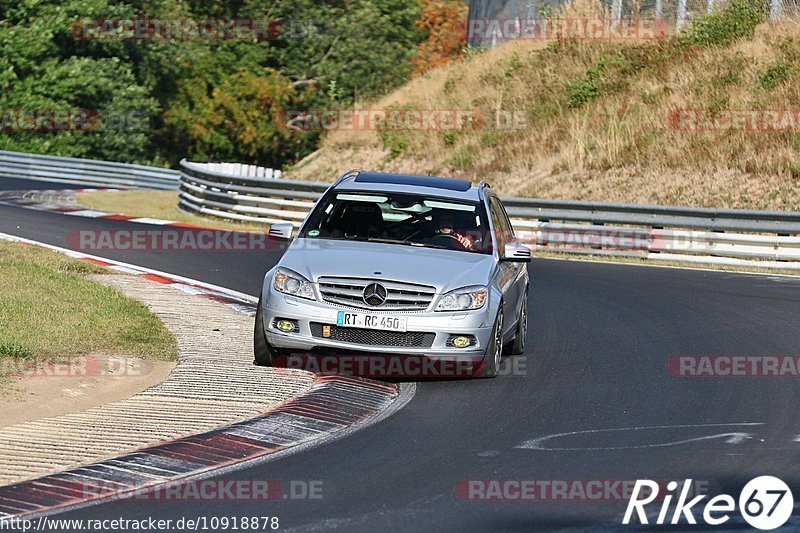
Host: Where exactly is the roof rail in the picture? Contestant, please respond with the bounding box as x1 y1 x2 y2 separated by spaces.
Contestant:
333 169 360 187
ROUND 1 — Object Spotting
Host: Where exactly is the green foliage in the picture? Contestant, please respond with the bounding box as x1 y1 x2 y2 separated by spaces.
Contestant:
376 103 419 159
379 130 411 160
481 130 501 148
449 146 473 169
0 341 33 358
504 50 521 77
566 54 626 108
0 1 158 163
757 62 791 89
0 0 427 167
680 0 765 47
566 0 766 111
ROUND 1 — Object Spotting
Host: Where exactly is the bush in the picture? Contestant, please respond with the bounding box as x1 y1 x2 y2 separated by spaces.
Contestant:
680 0 765 47
757 62 791 89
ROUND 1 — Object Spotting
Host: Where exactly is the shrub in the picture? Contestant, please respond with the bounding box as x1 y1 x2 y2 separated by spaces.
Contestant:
680 0 765 47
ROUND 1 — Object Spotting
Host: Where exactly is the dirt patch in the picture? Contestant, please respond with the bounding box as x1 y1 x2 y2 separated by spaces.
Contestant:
0 355 176 427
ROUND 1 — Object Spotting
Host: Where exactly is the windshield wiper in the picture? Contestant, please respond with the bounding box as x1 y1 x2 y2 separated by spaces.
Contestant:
367 237 446 249
366 237 420 246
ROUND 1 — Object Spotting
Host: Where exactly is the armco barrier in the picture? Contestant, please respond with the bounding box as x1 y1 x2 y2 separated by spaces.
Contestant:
178 160 800 270
179 159 323 225
0 150 179 190
2 151 798 270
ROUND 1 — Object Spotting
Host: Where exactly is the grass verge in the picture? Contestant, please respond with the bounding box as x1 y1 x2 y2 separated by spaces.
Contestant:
76 190 268 232
0 240 177 383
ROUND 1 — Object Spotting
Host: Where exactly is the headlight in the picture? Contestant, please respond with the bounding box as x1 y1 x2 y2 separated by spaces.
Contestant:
435 286 487 311
273 268 315 300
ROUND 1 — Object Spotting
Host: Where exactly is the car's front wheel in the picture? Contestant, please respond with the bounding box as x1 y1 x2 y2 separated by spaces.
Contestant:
481 306 504 378
254 296 275 366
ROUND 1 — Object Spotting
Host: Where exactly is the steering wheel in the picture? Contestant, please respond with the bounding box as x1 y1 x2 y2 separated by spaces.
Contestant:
430 233 468 250
401 212 434 241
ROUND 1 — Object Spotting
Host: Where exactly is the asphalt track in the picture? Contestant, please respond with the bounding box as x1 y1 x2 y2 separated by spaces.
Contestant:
2 176 800 531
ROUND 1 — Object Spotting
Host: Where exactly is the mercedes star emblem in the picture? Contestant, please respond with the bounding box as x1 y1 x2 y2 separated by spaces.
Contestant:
363 283 387 306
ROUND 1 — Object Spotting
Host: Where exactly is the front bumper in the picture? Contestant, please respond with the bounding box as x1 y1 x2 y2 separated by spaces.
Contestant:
261 283 494 358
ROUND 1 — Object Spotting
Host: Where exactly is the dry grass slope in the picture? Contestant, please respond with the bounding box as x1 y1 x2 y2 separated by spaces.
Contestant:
287 1 800 210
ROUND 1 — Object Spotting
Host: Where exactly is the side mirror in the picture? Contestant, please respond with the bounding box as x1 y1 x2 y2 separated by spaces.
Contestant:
268 223 294 240
502 240 532 262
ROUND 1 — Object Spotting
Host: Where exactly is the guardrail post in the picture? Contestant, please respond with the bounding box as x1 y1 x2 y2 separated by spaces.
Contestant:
611 0 623 27
677 0 688 28
770 0 782 20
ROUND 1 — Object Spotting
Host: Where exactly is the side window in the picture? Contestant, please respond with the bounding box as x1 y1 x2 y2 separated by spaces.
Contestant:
498 200 515 238
489 197 512 251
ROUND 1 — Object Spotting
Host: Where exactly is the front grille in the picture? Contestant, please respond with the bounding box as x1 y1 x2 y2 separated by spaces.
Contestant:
317 277 436 311
310 323 435 348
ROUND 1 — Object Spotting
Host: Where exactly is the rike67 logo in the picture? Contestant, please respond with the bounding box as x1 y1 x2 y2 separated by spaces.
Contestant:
623 476 794 530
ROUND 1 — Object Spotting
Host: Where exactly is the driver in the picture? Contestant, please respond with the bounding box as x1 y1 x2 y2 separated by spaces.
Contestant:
435 211 474 250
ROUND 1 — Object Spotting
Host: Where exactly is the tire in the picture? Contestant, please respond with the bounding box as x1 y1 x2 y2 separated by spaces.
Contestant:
480 306 504 378
253 296 275 366
506 290 528 356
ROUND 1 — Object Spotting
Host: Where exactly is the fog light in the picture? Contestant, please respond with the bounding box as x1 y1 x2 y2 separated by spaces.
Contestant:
276 319 296 333
451 336 471 348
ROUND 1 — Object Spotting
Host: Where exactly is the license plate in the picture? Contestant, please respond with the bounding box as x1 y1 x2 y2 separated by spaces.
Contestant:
336 311 407 332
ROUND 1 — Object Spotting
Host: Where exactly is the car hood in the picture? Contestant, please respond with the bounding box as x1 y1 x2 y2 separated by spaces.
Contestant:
278 238 495 293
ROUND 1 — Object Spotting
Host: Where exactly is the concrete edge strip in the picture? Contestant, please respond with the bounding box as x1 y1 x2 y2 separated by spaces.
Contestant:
0 230 410 520
0 378 406 520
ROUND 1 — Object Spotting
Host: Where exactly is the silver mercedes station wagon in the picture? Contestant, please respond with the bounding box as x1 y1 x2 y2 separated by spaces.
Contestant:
255 171 531 378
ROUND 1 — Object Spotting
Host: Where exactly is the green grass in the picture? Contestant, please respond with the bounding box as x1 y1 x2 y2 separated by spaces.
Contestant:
0 240 177 382
77 190 269 232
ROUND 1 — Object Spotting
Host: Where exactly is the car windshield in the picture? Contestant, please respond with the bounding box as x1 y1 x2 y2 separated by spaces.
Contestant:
300 191 493 254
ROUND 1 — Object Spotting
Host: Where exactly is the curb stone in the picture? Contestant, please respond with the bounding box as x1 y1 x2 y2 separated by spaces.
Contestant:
0 233 402 519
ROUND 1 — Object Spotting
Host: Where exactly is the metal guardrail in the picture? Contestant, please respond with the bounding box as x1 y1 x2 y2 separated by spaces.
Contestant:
179 160 323 224
0 150 179 190
178 160 800 270
3 151 796 269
